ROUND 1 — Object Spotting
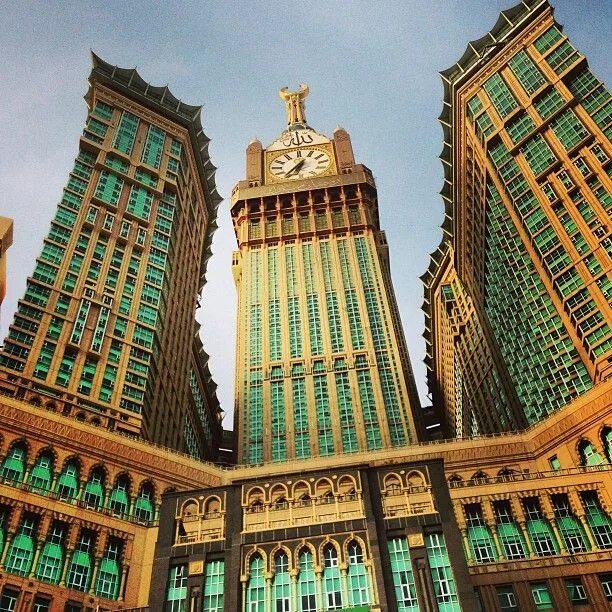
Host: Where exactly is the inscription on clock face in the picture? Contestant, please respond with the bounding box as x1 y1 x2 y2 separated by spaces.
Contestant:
269 148 332 180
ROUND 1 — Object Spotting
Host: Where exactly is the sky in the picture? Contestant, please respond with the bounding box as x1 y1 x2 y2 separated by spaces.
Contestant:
1 1 610 426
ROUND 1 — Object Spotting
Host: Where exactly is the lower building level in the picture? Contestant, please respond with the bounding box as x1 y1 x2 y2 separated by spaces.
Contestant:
0 380 609 610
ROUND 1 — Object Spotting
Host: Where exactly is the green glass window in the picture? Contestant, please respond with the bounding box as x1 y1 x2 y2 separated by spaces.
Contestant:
246 555 265 612
323 545 344 610
108 475 130 518
357 368 382 450
165 564 187 612
426 533 460 611
335 370 358 453
475 109 495 139
270 376 287 462
531 582 554 610
1 443 27 482
70 300 91 345
581 491 612 549
465 504 497 563
40 242 65 265
94 170 124 206
523 498 559 556
534 88 565 120
5 515 38 576
135 168 157 187
314 373 334 456
33 340 55 380
272 553 291 612
82 467 105 509
545 41 580 74
565 578 588 605
126 185 153 221
66 531 94 591
388 537 418 612
202 559 224 612
552 494 589 553
483 73 518 118
35 522 66 584
248 369 264 464
27 452 53 493
579 440 604 466
521 134 556 175
24 281 51 308
94 539 122 600
320 242 344 353
494 501 527 559
104 154 129 173
507 112 535 144
86 117 107 138
508 50 546 95
133 483 155 523
113 111 139 154
55 460 79 500
347 541 371 606
534 26 562 53
467 95 483 120
141 125 166 168
297 549 317 612
93 100 113 120
551 109 588 150
293 376 310 459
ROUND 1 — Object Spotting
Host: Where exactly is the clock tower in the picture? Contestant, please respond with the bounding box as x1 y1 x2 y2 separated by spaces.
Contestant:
231 86 422 464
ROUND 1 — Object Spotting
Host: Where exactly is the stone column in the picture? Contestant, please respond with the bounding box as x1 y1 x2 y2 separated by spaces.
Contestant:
290 569 298 611
60 547 75 586
517 522 535 557
28 541 44 578
339 562 349 606
460 529 472 564
89 557 101 594
265 572 273 612
315 568 324 611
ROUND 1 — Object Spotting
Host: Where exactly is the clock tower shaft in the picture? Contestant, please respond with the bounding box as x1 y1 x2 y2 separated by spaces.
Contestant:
231 106 422 465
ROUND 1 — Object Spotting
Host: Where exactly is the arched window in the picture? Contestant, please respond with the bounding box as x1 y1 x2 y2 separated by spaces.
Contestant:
66 530 94 591
35 521 67 584
322 545 344 610
0 507 9 555
272 496 288 510
94 538 122 600
1 441 27 482
297 548 317 612
578 440 604 466
55 460 80 500
272 552 291 612
602 428 612 463
205 497 221 518
384 475 402 496
134 482 155 523
347 541 370 605
245 554 265 611
82 466 105 509
108 474 131 518
27 451 54 493
5 514 38 576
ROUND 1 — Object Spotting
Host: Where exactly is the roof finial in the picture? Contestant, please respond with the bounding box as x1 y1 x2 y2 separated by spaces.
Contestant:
279 84 309 127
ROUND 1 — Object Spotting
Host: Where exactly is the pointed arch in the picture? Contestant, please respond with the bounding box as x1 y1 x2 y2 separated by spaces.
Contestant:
1 438 29 482
55 456 81 500
272 547 291 611
245 552 266 611
296 545 317 612
600 426 612 463
578 438 604 466
108 472 131 518
345 538 371 606
27 447 55 492
134 480 156 523
82 464 107 509
321 541 344 610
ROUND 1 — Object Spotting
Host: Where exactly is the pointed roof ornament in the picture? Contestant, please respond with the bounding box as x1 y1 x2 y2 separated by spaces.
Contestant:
279 83 310 129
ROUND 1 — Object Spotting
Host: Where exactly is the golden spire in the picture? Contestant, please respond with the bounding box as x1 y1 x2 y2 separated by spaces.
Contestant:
279 83 309 127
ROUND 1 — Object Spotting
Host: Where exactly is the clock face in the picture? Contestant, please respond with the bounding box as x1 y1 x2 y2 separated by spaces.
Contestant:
269 148 332 180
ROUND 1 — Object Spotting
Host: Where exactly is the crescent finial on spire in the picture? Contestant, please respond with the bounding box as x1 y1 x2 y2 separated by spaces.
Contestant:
279 83 310 127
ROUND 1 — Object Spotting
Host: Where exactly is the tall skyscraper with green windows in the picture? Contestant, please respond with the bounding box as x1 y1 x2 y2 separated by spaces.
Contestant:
422 0 612 438
230 86 422 463
0 54 222 458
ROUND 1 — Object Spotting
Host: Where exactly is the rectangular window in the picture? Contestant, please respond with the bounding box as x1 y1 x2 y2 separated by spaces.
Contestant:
521 134 556 175
545 40 580 75
551 109 589 150
93 100 113 121
565 578 588 605
496 585 517 611
483 73 518 117
508 50 546 95
126 185 153 221
113 111 139 154
94 171 124 206
507 112 535 144
534 88 565 119
141 125 166 168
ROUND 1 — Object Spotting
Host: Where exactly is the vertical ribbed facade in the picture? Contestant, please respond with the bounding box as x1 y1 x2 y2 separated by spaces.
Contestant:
0 55 222 457
423 0 611 436
232 123 421 464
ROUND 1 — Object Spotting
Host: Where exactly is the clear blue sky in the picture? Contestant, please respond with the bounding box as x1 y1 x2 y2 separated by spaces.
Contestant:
1 1 610 425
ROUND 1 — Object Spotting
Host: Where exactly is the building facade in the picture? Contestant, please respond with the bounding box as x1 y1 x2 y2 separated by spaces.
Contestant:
422 0 612 438
0 54 222 458
230 87 422 464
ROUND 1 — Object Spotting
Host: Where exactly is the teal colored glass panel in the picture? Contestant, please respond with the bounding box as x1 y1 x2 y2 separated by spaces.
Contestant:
55 461 79 500
202 559 224 612
534 88 565 119
36 526 65 585
322 546 344 610
357 368 382 450
27 453 53 493
551 109 589 150
141 125 166 168
248 369 264 464
508 50 546 95
93 100 113 120
531 583 554 610
388 537 418 612
104 154 129 173
272 554 291 612
82 470 105 509
314 374 334 456
347 542 371 606
534 26 562 53
466 505 497 563
113 111 139 154
1 445 26 482
6 532 35 576
293 377 311 459
166 564 187 611
270 378 287 461
126 185 153 221
581 491 612 549
524 499 559 556
521 134 556 175
94 170 124 205
545 41 580 75
297 549 317 612
425 533 460 611
66 549 92 592
494 501 528 559
483 73 518 117
507 113 535 144
246 556 265 612
335 371 358 452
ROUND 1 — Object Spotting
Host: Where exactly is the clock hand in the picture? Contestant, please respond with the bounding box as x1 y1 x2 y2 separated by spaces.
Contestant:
286 158 305 177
